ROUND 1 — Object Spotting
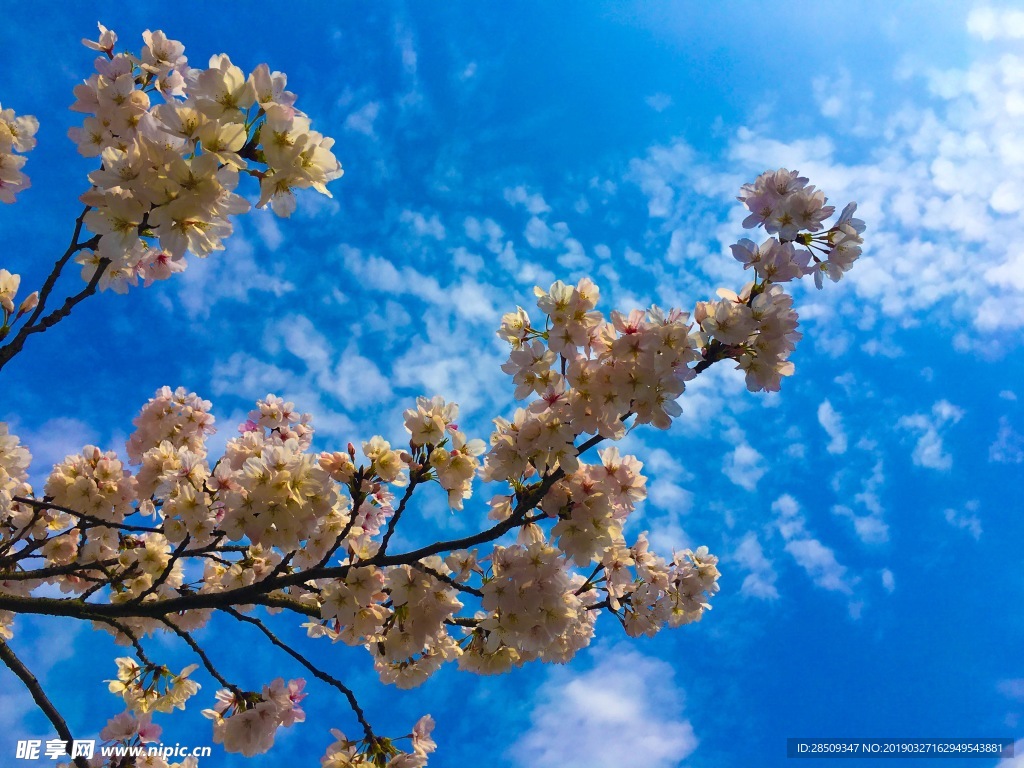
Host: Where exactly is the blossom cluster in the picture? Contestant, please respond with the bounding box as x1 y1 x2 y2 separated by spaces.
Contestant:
69 24 342 292
201 678 306 757
0 423 33 640
0 167 863 762
0 373 720 751
403 395 486 509
107 657 201 714
320 715 436 768
489 278 699 490
0 102 37 204
0 422 31 519
735 168 865 289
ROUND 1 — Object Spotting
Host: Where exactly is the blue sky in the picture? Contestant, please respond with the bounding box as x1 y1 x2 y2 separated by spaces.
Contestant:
2 2 1024 767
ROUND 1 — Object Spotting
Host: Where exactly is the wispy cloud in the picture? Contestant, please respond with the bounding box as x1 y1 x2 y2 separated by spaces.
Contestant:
990 416 1024 464
400 209 446 240
344 101 381 137
897 400 964 471
10 416 100 486
817 400 848 455
733 531 779 600
171 228 294 321
645 93 673 112
722 438 765 491
773 494 854 596
944 500 983 540
832 460 889 544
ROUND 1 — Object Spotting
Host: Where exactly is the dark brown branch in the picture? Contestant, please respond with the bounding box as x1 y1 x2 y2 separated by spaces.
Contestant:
89 615 155 667
0 639 90 768
0 203 104 372
0 508 43 560
20 206 90 329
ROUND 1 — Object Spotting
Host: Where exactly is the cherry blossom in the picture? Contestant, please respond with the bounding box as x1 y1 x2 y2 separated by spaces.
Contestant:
0 21 867 763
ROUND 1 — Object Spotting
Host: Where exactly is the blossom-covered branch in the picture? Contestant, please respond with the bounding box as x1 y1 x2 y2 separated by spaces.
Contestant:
0 21 866 768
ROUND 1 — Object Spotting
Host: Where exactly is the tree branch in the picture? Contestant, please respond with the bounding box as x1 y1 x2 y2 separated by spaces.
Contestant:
224 607 377 743
0 639 90 768
0 204 103 372
160 617 243 699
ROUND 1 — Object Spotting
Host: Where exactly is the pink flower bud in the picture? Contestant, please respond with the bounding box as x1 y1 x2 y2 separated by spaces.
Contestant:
16 291 38 317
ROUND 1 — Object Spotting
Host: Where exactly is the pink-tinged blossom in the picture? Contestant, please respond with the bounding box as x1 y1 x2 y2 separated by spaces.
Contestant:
67 28 342 288
82 23 117 54
0 103 37 204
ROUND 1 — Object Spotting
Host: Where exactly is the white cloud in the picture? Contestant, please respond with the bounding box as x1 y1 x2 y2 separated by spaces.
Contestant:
722 440 765 491
344 101 380 136
881 568 895 593
833 460 889 544
717 36 1024 336
504 185 550 215
773 494 854 596
448 278 501 322
733 532 778 600
990 416 1024 463
11 417 100 485
174 231 294 320
812 68 874 133
400 209 446 240
391 341 504 417
463 216 505 254
647 480 693 513
944 500 983 539
323 343 394 407
999 679 1024 701
772 493 805 539
524 216 568 249
784 538 853 595
967 6 1024 40
817 400 848 454
252 209 283 250
897 400 963 470
211 351 356 440
833 504 889 545
340 246 446 305
627 138 692 218
512 645 697 768
645 93 673 112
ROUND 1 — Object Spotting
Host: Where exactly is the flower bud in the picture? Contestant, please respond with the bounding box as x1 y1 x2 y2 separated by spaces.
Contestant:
16 291 38 317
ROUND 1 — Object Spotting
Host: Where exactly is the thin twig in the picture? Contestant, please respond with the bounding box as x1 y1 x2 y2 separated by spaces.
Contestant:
409 561 483 597
12 497 163 534
225 607 376 743
159 618 242 698
0 204 104 372
379 470 423 555
130 535 191 604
